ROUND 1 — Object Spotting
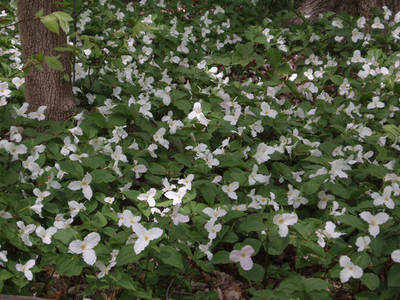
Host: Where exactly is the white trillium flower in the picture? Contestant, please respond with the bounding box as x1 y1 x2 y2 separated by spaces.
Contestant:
95 261 116 278
222 182 239 200
137 188 157 207
68 173 93 200
69 232 101 265
131 223 163 254
16 259 36 281
339 255 363 283
359 211 389 237
229 245 254 271
273 213 298 237
36 226 57 244
68 201 86 218
165 187 187 205
355 236 371 252
204 222 222 240
170 204 190 225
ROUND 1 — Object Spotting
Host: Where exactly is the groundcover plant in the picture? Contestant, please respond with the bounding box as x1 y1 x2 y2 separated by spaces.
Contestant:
0 0 400 299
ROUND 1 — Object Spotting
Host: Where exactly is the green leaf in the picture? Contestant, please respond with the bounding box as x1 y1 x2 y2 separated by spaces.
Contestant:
58 19 69 34
301 175 328 195
361 273 380 290
116 245 141 266
211 251 231 264
0 269 13 282
199 181 217 206
330 75 344 85
117 272 137 291
91 169 116 183
53 11 73 22
58 160 84 179
267 230 290 255
388 264 400 287
366 165 388 179
91 211 108 229
35 8 44 18
56 254 84 276
324 182 349 199
156 246 184 270
284 80 300 96
149 163 167 175
335 215 364 230
81 157 107 169
53 228 80 245
41 15 59 34
238 263 265 281
118 279 137 291
303 277 331 292
237 216 265 233
45 55 63 71
268 48 282 68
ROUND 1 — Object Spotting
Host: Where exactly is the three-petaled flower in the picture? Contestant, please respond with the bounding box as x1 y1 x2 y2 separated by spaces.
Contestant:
339 255 363 283
68 173 93 200
229 245 254 271
69 232 101 265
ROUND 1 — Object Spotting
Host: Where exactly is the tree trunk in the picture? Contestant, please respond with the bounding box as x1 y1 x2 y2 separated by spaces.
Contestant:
17 0 75 122
295 0 400 23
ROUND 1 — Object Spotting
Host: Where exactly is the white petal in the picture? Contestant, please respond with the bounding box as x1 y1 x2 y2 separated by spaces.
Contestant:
82 249 97 265
82 186 93 200
84 232 101 248
147 228 163 240
134 239 149 254
351 266 363 279
25 270 33 281
278 225 289 237
69 240 84 254
25 259 36 269
68 181 82 190
340 269 350 283
391 249 400 263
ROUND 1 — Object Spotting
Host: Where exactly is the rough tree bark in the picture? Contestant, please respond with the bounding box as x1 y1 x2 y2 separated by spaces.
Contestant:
296 0 400 23
17 0 75 122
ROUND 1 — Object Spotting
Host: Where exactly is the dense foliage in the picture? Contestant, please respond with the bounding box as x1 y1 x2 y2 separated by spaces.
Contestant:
0 0 400 299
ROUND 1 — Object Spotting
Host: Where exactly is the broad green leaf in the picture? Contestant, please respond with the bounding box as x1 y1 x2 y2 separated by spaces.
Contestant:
45 55 63 71
211 251 231 264
156 246 184 270
53 228 80 245
149 163 167 175
335 215 364 230
361 273 380 290
116 245 141 266
388 264 400 287
303 277 331 292
267 230 290 255
238 263 264 281
53 11 73 22
58 160 84 179
91 169 116 183
237 216 265 233
56 254 84 276
81 157 106 169
0 269 13 281
301 175 328 195
41 15 59 34
324 182 349 199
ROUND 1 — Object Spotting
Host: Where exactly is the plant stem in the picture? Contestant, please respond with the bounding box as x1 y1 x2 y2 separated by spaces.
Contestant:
143 247 151 286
